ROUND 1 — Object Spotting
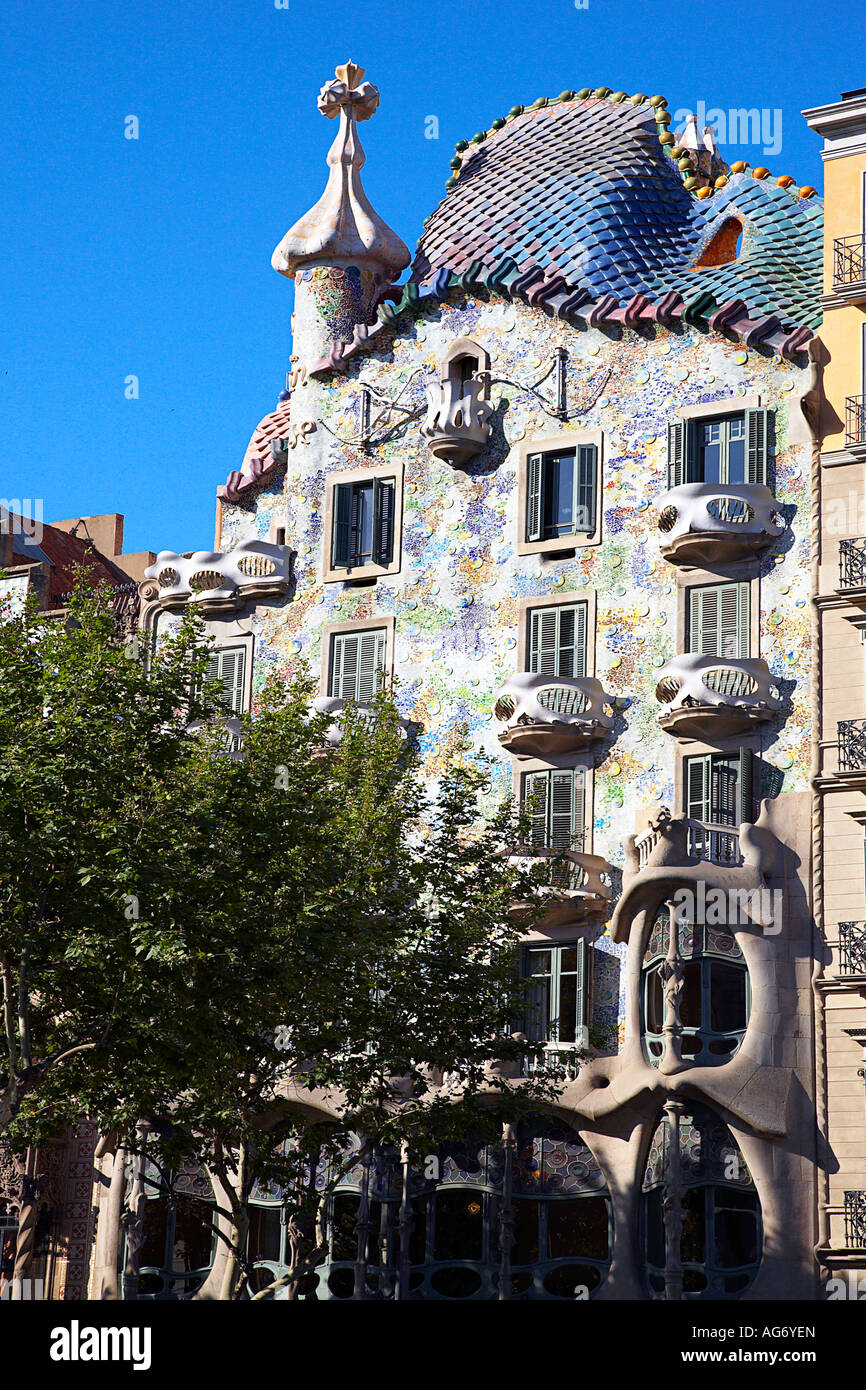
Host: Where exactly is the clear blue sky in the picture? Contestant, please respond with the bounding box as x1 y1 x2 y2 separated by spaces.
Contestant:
1 0 861 556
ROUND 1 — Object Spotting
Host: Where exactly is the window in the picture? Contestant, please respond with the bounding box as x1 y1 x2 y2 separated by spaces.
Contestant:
522 768 586 853
206 646 247 715
642 1103 761 1298
328 628 386 702
687 583 750 659
526 446 597 544
642 918 749 1067
332 477 395 572
523 941 588 1048
528 602 588 678
684 751 754 863
667 408 769 488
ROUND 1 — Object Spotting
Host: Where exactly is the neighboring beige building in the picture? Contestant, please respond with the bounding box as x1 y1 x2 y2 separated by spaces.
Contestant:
805 87 866 1280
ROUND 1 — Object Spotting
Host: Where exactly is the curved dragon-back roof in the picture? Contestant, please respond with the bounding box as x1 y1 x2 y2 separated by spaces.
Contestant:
403 89 822 358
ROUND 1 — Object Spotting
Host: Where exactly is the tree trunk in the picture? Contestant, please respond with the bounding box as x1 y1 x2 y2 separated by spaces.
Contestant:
192 1168 234 1302
218 1142 250 1302
93 1144 126 1300
11 1147 40 1300
121 1124 149 1301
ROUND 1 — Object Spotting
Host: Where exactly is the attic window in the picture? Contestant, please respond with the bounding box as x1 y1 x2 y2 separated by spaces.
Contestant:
449 354 478 392
693 218 744 269
440 337 490 399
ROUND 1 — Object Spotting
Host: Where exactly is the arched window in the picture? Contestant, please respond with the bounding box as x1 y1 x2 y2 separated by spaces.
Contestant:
134 1159 215 1300
440 338 490 400
642 913 749 1067
281 1125 611 1300
642 1102 761 1298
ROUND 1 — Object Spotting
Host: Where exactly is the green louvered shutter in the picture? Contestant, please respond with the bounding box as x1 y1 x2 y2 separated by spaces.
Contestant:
529 603 587 678
686 755 711 824
523 770 549 848
745 407 769 485
357 629 385 701
329 632 356 697
688 583 749 658
571 768 586 851
738 748 755 824
530 607 561 677
207 647 247 714
373 478 395 566
711 755 740 828
571 938 588 1040
527 454 543 541
330 630 385 700
332 483 353 568
667 420 686 489
575 444 597 533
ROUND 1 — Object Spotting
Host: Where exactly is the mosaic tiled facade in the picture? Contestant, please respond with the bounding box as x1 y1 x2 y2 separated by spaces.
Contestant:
128 67 829 1301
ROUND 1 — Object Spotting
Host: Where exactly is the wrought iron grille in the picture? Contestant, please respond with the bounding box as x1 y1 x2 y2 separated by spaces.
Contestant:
839 537 866 589
844 1191 866 1248
838 719 866 771
839 922 866 975
834 234 866 288
845 395 866 448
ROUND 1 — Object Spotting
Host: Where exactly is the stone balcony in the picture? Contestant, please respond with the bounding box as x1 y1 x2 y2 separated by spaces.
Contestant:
142 541 291 611
654 482 785 566
654 654 782 740
307 695 409 756
420 378 493 465
494 672 615 757
611 806 781 944
511 848 612 927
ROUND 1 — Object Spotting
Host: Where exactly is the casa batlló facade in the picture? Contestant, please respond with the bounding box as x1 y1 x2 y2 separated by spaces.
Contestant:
6 66 866 1303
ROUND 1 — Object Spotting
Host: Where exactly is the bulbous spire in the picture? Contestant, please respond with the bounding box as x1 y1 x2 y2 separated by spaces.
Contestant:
271 61 410 283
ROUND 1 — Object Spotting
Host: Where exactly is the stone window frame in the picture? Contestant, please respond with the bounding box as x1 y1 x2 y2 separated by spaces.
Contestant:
674 565 762 659
319 614 395 698
515 429 604 558
321 460 404 584
510 753 595 856
439 336 491 398
206 632 256 715
515 588 598 677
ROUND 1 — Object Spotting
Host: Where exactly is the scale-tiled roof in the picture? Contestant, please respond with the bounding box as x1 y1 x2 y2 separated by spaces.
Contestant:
404 92 822 357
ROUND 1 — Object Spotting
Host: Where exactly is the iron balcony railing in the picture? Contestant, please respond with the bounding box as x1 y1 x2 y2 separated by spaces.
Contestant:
844 1191 866 1249
833 233 866 289
838 719 866 772
839 922 866 975
839 537 866 589
523 1044 582 1081
845 395 866 448
687 820 742 866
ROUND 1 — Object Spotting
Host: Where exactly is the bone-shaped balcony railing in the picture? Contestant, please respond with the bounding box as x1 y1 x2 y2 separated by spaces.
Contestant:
655 483 785 564
511 848 613 924
307 695 409 750
654 653 782 738
420 377 493 464
495 672 615 756
144 540 290 606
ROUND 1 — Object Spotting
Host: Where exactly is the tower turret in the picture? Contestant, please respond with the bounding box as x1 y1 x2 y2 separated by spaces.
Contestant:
272 61 410 365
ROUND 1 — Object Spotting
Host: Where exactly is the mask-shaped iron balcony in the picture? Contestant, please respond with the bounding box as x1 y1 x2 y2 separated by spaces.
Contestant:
655 483 785 566
494 672 615 757
654 654 782 740
510 848 613 927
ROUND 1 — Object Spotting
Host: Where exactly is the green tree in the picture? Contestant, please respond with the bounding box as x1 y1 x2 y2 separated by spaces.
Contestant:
118 680 563 1301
